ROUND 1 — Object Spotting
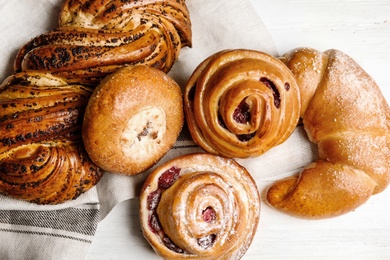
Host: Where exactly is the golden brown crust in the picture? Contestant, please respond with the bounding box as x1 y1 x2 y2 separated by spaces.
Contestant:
266 48 390 219
183 49 301 158
267 161 377 218
0 72 103 204
59 0 192 47
139 153 260 259
82 65 184 175
280 47 328 117
14 0 192 85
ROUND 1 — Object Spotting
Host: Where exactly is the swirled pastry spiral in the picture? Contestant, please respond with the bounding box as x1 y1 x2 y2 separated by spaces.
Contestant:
184 49 301 158
0 72 103 204
266 48 390 219
14 0 192 85
139 153 260 260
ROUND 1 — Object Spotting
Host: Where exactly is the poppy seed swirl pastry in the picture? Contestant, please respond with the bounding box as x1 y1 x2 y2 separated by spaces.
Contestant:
184 49 301 158
266 48 390 219
82 65 184 175
139 153 260 260
14 0 192 85
0 72 103 204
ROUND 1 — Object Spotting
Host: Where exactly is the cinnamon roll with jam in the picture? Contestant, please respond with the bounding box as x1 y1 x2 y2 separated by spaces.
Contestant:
139 153 260 260
184 49 301 158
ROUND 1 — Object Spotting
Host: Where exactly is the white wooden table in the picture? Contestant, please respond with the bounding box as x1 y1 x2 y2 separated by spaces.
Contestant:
87 1 390 259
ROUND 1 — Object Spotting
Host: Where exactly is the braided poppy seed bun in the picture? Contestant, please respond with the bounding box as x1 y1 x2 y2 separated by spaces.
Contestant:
82 65 184 175
14 0 192 85
0 72 103 204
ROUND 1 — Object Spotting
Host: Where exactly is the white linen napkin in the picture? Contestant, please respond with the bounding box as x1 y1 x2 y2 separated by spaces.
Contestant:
0 0 315 259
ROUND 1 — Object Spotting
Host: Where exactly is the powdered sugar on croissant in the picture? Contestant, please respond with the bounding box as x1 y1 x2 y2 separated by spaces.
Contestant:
267 48 390 219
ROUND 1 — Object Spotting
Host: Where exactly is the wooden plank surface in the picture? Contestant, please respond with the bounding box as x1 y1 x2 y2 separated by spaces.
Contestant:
87 1 390 259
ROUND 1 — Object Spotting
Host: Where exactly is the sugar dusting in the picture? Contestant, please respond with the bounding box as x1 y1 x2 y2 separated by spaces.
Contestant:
141 154 260 259
269 48 390 218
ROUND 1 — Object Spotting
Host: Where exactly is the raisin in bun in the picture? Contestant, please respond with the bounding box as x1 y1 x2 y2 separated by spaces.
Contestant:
82 65 184 175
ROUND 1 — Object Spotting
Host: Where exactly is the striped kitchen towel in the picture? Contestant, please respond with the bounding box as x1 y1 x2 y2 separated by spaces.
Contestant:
0 204 100 259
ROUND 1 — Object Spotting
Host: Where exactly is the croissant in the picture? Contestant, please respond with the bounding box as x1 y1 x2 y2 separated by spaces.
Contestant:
0 72 103 204
14 0 192 85
183 49 301 158
266 48 390 219
139 153 260 260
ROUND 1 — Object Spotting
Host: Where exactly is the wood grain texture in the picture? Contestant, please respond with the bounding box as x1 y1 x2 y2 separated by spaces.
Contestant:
87 1 390 259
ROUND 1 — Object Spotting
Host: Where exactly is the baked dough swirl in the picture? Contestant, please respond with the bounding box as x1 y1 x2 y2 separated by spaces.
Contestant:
0 72 103 204
14 0 192 85
139 153 260 260
266 48 390 218
184 49 300 158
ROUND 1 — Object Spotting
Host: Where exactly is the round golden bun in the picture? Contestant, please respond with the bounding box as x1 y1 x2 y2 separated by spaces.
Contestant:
82 65 184 175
